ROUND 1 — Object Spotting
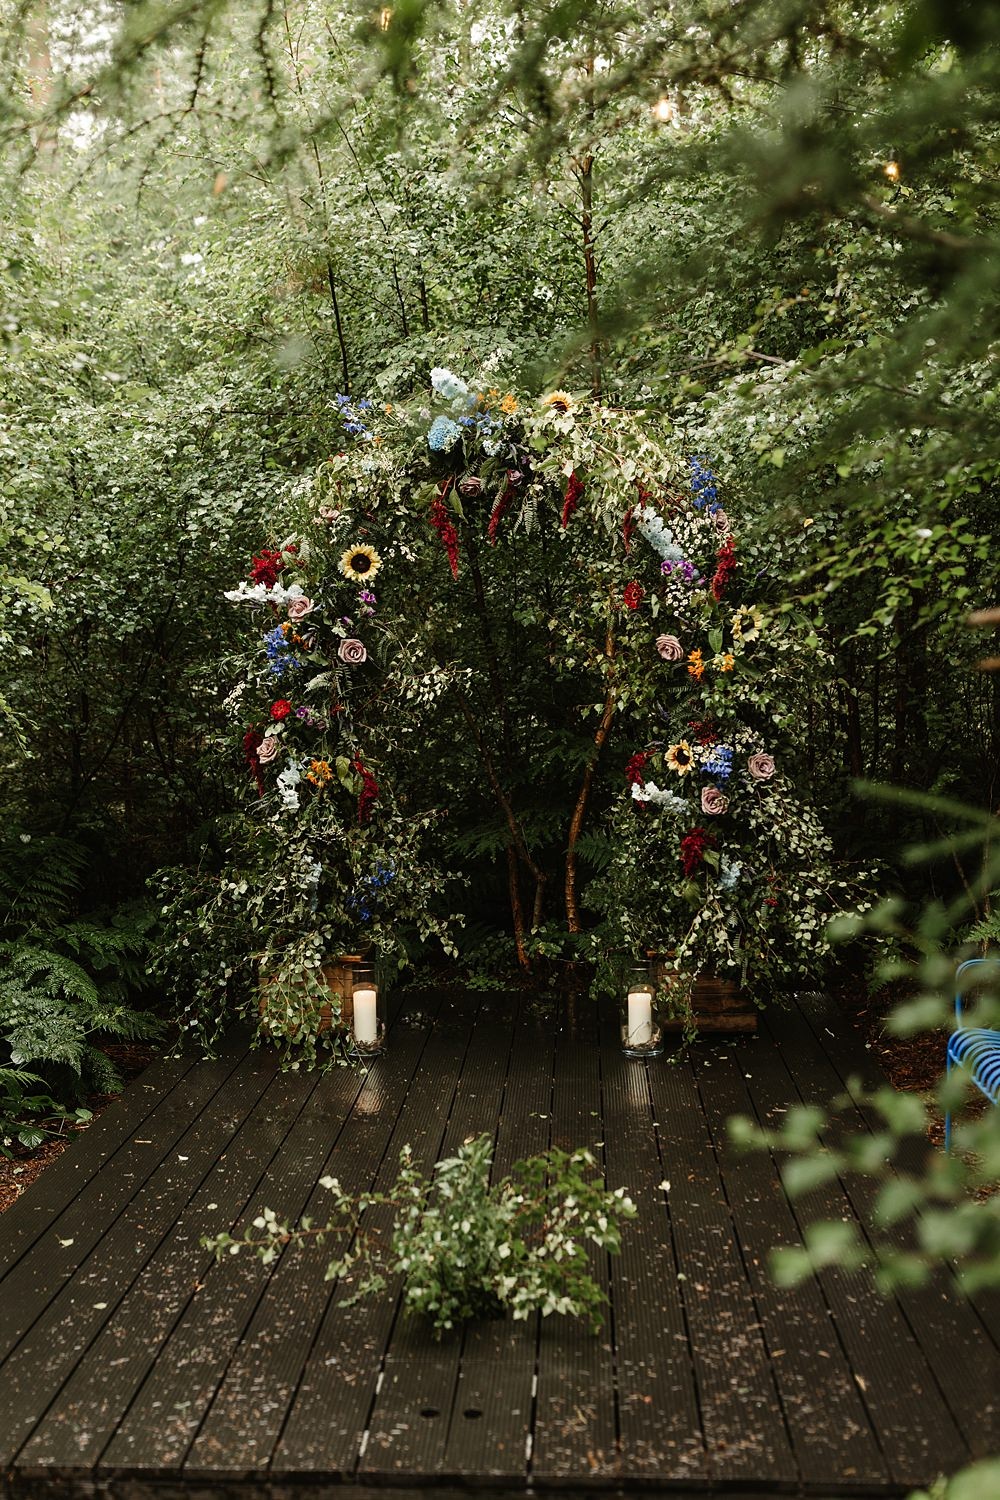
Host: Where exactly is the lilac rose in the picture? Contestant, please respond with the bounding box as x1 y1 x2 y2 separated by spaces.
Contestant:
458 474 483 498
748 752 776 781
713 510 731 534
338 637 368 666
257 735 281 765
701 785 729 816
287 596 315 623
656 633 684 662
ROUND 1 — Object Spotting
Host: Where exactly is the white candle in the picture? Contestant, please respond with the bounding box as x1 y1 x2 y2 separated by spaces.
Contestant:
627 988 654 1047
353 987 379 1046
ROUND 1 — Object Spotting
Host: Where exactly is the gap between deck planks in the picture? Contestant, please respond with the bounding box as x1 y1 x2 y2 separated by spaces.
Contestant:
1 988 996 1499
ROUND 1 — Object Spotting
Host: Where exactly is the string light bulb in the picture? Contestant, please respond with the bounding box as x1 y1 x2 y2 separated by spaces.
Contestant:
378 5 392 30
651 96 679 125
884 159 901 183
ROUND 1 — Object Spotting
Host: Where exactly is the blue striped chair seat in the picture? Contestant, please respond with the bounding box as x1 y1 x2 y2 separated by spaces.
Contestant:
946 958 1000 1151
947 1028 1000 1103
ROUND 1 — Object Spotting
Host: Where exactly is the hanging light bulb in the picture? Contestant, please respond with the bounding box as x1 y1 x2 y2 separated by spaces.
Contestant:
884 159 901 183
378 5 392 30
651 96 679 126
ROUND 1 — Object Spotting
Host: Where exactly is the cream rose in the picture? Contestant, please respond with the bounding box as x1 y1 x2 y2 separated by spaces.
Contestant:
701 785 729 816
656 634 684 662
287 596 315 623
257 735 281 765
748 752 776 781
338 637 368 666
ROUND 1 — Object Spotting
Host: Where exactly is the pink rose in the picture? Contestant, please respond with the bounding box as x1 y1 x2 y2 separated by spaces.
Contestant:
748 752 776 781
713 510 731 535
287 596 315 622
458 474 483 498
701 785 729 816
338 637 368 666
257 735 280 765
656 634 684 662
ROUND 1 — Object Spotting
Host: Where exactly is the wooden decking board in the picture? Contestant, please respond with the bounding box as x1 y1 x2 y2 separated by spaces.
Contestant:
694 1043 889 1488
15 1063 329 1474
770 999 998 1459
0 1030 246 1337
646 1050 799 1488
105 996 442 1479
530 1002 618 1483
189 991 472 1479
759 1002 976 1487
1 987 992 1499
598 1016 707 1484
437 997 557 1480
0 1042 280 1473
358 991 521 1480
0 1049 200 1281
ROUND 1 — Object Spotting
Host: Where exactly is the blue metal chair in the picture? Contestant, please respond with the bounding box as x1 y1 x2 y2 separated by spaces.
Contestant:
945 956 1000 1152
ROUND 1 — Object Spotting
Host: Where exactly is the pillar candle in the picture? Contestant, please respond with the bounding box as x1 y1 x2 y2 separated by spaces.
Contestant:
353 987 378 1046
627 987 654 1047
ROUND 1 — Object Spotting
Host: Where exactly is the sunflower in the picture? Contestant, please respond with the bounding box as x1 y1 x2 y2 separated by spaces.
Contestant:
339 543 383 582
665 740 695 776
542 390 575 413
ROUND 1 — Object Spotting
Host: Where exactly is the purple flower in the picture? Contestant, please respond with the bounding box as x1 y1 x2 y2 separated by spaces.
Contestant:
359 589 376 604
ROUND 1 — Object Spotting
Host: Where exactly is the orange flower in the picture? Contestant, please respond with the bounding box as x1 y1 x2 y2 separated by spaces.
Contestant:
718 652 735 673
687 649 706 681
306 758 334 788
500 393 518 416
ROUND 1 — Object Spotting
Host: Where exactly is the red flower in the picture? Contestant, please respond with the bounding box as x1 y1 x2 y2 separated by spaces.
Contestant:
243 727 265 798
249 547 288 588
623 581 644 611
711 538 737 602
270 700 292 721
353 757 380 825
624 751 650 786
680 826 716 877
561 470 584 528
687 718 718 746
429 481 460 580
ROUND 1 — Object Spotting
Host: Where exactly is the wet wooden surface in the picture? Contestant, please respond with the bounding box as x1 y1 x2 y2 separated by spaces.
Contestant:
1 990 997 1499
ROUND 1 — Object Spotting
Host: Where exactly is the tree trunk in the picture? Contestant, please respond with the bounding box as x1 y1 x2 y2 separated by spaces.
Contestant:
565 620 615 932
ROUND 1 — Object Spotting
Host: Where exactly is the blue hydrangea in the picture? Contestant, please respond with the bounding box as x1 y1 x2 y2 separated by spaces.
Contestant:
428 415 461 452
431 366 469 403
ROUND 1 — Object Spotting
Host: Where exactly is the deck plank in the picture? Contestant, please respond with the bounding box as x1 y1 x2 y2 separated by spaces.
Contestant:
0 1038 276 1472
186 991 473 1480
647 1046 799 1488
695 1040 889 1488
760 1001 977 1486
530 1000 618 1484
0 987 992 1499
436 996 557 1481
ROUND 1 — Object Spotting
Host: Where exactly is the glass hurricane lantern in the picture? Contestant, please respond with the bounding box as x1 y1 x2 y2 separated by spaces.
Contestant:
620 960 663 1058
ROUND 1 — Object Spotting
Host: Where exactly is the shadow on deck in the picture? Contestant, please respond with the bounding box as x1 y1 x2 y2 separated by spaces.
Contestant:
0 991 996 1499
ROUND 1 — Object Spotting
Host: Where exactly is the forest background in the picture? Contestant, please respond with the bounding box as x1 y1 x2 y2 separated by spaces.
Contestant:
1 0 999 1113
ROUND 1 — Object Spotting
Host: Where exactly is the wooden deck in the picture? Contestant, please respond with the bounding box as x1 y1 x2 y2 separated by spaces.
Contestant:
0 989 997 1499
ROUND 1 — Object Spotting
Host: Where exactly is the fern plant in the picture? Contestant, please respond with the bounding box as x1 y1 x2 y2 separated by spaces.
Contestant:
0 829 162 1152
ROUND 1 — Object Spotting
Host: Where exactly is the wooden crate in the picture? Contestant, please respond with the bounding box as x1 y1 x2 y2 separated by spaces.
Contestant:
650 960 758 1033
258 955 360 1035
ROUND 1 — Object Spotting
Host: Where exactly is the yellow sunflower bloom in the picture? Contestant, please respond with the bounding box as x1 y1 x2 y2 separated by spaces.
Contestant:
665 740 695 776
542 390 575 413
339 543 383 583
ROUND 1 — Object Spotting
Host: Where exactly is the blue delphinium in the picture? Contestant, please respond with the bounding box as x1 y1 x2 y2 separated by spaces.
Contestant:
703 744 733 781
347 864 397 923
689 455 721 515
428 415 461 452
264 625 303 678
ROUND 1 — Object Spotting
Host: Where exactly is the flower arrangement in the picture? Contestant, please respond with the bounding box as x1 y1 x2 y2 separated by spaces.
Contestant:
588 458 868 1010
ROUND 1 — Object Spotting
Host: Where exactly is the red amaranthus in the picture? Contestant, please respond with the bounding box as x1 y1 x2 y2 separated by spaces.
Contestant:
249 548 285 588
680 826 715 877
429 483 460 579
354 757 380 825
487 473 517 545
561 470 584 528
711 538 737 602
243 727 265 798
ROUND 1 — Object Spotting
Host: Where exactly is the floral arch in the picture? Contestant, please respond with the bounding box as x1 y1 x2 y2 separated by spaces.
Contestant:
166 366 858 1057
